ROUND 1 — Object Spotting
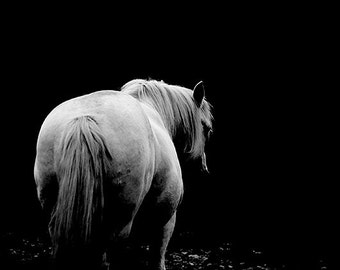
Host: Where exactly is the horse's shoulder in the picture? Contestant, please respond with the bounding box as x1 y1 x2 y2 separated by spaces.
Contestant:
147 117 181 180
138 103 178 166
149 123 183 203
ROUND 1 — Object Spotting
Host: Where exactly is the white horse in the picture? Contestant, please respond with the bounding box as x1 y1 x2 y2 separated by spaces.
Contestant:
34 79 213 269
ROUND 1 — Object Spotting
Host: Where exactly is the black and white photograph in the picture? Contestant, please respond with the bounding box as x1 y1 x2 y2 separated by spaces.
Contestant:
1 5 336 270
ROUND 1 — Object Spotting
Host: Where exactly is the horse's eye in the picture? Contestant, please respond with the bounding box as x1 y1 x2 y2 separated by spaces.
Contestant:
202 122 212 141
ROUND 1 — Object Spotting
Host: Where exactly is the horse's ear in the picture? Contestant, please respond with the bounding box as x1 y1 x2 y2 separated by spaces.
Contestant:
193 81 205 107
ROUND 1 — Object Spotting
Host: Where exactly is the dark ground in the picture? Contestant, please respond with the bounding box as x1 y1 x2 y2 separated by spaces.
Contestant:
0 230 331 270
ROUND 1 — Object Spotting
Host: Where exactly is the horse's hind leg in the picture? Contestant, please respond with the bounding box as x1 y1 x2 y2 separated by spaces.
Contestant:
105 221 135 270
149 212 176 270
34 163 58 233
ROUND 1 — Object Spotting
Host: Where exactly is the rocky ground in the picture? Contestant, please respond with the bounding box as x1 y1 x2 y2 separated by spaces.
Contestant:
0 232 329 270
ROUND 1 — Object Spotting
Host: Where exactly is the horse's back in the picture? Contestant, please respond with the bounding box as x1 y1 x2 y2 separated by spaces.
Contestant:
37 90 153 158
38 90 142 138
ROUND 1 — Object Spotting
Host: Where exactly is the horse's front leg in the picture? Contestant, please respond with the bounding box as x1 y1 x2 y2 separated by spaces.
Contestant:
149 212 176 270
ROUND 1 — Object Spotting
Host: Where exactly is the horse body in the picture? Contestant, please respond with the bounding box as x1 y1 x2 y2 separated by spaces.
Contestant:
34 80 212 269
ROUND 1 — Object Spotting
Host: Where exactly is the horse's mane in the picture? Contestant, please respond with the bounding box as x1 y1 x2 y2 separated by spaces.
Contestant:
121 79 213 158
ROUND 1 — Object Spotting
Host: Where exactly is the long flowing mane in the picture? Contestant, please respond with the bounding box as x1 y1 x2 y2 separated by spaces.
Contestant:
121 79 213 158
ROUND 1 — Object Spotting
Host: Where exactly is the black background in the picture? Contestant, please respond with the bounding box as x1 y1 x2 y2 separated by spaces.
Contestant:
1 5 337 267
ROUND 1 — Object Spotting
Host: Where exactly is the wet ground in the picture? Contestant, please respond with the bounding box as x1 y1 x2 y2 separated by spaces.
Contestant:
0 232 329 270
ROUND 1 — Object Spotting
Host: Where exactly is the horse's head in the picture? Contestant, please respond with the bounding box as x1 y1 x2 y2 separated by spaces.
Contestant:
192 81 213 173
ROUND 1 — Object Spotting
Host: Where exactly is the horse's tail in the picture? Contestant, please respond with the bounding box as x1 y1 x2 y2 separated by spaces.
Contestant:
51 115 112 266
